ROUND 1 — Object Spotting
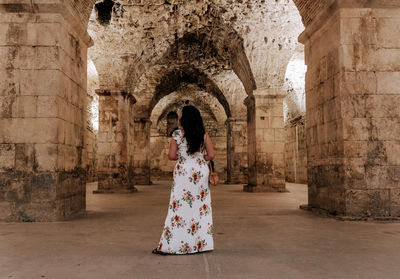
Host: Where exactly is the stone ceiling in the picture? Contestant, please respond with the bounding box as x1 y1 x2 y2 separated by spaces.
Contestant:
71 0 329 29
87 0 304 116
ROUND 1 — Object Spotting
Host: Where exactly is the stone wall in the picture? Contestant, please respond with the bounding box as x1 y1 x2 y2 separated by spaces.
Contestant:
132 118 151 185
96 90 136 192
226 118 248 184
244 89 286 192
285 119 307 184
0 5 91 221
300 1 400 218
86 125 98 182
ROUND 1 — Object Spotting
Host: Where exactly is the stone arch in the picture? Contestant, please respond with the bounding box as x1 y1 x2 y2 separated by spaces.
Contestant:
156 26 257 95
148 67 232 119
131 66 233 184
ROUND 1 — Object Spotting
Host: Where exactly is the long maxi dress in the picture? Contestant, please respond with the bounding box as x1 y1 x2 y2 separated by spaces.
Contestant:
157 130 214 254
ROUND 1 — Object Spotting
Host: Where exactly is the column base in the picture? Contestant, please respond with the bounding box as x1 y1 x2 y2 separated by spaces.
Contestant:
300 204 400 222
0 169 86 222
133 175 152 185
243 184 288 192
93 186 138 194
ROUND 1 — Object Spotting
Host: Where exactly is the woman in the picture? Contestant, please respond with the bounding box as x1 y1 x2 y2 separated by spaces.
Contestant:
152 106 215 255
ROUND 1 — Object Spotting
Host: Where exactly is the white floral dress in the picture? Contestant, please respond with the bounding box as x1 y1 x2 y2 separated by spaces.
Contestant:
157 130 214 254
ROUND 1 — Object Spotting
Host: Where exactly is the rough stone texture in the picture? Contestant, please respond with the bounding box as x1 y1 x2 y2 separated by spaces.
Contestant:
285 118 307 184
2 0 400 222
226 118 248 184
86 0 303 192
87 0 302 91
96 90 136 192
132 118 151 185
300 1 400 217
0 3 92 221
244 89 286 192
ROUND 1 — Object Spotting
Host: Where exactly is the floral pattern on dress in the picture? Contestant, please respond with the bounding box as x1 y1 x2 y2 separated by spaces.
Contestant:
169 198 182 213
182 189 195 208
196 185 209 202
189 169 203 185
156 129 214 255
194 236 207 252
179 241 193 254
207 223 214 236
196 157 206 167
199 204 210 217
187 218 201 236
171 214 186 228
162 227 173 244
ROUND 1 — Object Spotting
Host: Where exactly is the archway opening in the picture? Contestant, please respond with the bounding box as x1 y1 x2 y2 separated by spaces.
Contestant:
149 85 229 183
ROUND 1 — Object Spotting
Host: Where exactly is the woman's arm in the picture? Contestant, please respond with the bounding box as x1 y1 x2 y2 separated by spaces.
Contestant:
204 133 215 161
168 138 179 161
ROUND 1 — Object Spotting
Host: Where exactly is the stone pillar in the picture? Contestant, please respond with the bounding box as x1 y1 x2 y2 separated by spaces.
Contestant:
96 90 136 193
299 1 400 218
226 118 248 184
0 3 92 221
133 118 151 185
243 89 286 192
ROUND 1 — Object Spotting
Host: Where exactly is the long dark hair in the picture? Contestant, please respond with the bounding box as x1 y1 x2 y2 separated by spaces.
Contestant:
180 106 205 155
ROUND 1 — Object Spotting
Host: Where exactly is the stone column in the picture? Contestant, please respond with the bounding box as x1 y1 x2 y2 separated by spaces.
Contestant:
226 118 248 184
133 118 151 185
96 90 136 193
243 89 286 192
299 1 400 218
0 3 92 221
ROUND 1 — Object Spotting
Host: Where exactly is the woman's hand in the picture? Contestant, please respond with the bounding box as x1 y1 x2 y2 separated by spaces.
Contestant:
204 133 215 161
168 138 179 161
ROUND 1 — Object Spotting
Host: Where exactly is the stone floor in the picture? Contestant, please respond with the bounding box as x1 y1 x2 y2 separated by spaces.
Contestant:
1 182 400 279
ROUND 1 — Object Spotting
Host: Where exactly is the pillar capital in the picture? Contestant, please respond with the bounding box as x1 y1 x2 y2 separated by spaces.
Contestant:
95 89 136 105
226 117 247 124
252 87 286 98
134 118 152 125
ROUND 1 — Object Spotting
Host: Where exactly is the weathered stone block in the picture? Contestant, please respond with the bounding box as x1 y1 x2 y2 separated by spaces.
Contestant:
12 95 37 118
37 95 58 118
384 141 400 166
391 189 400 216
19 69 62 96
0 144 15 170
35 143 58 171
366 166 400 190
365 95 400 118
26 22 61 46
14 144 35 171
345 189 390 217
342 118 369 141
376 72 400 94
0 118 59 144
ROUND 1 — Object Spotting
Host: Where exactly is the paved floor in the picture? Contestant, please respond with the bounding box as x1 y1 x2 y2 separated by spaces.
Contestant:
1 182 400 279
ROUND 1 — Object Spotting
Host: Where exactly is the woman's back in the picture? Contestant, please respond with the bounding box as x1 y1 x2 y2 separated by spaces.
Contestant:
173 130 205 161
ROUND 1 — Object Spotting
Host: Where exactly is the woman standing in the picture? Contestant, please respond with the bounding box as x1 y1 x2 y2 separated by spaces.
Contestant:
153 106 215 255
